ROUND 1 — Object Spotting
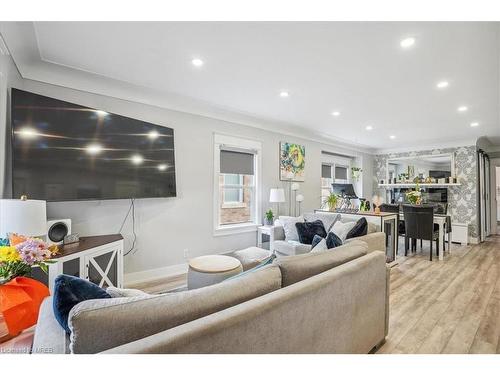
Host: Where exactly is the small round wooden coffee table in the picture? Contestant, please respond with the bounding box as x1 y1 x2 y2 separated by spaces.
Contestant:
187 255 243 290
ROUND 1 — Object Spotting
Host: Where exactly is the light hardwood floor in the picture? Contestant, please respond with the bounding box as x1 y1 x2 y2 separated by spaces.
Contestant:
133 235 500 354
377 234 500 354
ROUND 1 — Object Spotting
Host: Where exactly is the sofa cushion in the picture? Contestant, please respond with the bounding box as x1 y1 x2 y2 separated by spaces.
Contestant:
67 264 282 353
276 242 368 287
303 212 340 232
295 220 327 245
52 275 111 333
325 231 343 249
346 218 368 240
227 246 272 271
331 220 357 242
273 240 312 256
278 216 303 242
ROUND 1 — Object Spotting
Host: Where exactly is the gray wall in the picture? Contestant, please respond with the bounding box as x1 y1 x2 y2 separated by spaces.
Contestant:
1 54 373 279
373 146 479 241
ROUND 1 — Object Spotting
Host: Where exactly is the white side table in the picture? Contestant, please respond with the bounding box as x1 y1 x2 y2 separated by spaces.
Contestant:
257 225 275 253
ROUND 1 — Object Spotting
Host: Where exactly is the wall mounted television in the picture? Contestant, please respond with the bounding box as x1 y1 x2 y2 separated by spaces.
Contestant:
11 89 176 201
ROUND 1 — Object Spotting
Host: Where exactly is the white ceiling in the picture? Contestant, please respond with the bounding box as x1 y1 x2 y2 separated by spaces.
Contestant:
2 21 500 152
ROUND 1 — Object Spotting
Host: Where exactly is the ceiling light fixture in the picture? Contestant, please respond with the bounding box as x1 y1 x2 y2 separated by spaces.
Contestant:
389 135 396 140
365 125 373 131
191 58 204 67
457 106 468 112
331 111 340 117
131 154 144 165
279 91 289 98
436 81 449 89
470 122 479 127
400 37 416 48
148 130 159 139
85 144 103 155
157 164 168 171
95 110 108 117
17 127 38 139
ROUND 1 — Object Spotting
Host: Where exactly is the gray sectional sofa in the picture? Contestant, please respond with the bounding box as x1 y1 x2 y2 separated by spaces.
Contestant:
33 233 389 354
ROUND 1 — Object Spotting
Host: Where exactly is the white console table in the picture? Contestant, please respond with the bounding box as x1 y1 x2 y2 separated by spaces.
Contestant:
47 234 124 293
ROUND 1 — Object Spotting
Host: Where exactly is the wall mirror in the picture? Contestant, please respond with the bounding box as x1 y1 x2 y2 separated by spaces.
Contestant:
385 153 455 183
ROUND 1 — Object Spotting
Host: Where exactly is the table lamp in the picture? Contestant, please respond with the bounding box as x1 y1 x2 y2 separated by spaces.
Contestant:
269 188 285 217
0 198 47 238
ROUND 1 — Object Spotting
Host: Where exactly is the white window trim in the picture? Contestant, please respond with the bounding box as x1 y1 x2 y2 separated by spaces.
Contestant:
213 133 262 236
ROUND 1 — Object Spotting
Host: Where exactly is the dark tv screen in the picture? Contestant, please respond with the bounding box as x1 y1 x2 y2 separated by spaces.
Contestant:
11 89 176 201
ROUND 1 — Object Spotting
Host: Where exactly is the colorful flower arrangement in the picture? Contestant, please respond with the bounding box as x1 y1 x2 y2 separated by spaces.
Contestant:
0 234 58 284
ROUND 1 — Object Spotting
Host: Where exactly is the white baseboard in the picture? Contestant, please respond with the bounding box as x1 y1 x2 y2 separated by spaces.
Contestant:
124 262 188 287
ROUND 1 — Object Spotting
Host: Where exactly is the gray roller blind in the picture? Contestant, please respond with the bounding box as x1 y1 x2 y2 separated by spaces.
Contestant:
220 150 254 175
335 166 348 180
321 164 332 178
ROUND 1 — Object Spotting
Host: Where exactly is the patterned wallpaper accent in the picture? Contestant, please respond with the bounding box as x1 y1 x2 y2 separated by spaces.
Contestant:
373 146 478 239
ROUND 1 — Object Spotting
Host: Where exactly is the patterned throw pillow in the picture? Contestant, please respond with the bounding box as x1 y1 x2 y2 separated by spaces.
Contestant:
310 235 328 252
325 232 343 248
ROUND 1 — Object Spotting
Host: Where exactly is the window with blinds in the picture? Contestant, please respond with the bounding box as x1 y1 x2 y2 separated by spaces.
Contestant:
218 146 257 226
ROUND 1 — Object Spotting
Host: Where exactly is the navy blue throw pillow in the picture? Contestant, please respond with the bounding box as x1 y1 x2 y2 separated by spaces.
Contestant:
311 234 325 249
53 274 111 333
295 220 327 245
326 231 343 249
345 217 368 239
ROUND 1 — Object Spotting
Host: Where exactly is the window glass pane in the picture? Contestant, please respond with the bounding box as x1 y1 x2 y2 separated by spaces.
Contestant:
219 187 254 225
335 166 348 180
321 164 332 178
223 174 241 185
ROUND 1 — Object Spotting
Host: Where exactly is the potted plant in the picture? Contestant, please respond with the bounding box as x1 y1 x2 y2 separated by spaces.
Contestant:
322 193 338 211
264 209 274 225
406 184 422 205
351 167 362 181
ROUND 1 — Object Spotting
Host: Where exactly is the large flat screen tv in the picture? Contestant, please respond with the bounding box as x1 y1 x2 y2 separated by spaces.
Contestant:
11 89 176 201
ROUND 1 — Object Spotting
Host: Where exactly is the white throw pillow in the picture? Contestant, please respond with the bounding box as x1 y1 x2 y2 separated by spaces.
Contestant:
278 215 304 242
331 220 357 242
310 238 328 253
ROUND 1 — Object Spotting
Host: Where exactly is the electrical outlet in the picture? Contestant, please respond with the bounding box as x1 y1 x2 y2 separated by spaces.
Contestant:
183 249 189 259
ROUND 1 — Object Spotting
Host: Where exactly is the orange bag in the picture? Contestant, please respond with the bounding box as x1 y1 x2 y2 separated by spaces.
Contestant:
0 277 50 336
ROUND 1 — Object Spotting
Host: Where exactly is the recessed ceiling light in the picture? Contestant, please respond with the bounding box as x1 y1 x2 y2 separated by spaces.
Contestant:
470 122 479 127
365 125 373 131
85 143 103 155
400 37 416 48
457 106 468 112
331 111 340 117
148 130 159 139
157 164 168 171
95 110 108 117
436 81 449 89
131 154 144 165
389 135 396 140
17 127 38 139
279 91 289 98
191 58 204 67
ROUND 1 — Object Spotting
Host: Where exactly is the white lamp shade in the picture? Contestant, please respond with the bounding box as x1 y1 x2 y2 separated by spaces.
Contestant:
291 182 300 191
0 199 47 237
296 194 304 202
269 188 286 203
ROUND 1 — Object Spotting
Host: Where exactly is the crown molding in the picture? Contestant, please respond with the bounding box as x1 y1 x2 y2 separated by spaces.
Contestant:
374 138 477 155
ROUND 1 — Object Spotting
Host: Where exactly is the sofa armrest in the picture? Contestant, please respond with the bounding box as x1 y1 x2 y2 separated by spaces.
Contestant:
32 297 69 354
346 232 385 253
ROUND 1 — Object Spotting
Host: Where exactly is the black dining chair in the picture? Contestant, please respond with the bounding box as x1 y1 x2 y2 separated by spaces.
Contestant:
402 205 440 261
380 203 404 255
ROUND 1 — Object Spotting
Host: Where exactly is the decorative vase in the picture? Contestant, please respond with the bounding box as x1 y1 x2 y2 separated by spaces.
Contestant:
264 218 274 225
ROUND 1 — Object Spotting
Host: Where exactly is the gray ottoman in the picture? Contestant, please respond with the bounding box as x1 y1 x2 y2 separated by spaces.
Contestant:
187 255 243 290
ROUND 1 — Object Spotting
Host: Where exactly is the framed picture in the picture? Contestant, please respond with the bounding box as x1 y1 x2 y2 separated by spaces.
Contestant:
407 165 415 178
280 142 305 181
